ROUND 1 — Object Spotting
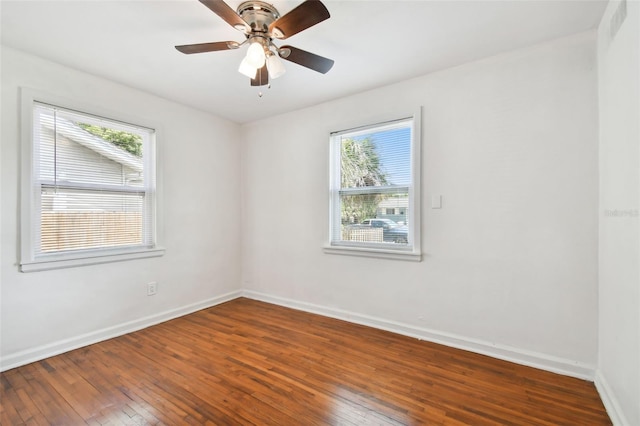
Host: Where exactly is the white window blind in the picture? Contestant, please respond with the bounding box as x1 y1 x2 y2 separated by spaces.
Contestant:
30 102 156 259
329 116 420 258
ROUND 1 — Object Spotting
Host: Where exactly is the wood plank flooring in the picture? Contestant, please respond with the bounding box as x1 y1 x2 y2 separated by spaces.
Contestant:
1 298 611 425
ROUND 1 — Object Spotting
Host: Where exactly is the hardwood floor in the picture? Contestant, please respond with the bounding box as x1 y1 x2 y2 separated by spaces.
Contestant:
1 298 610 425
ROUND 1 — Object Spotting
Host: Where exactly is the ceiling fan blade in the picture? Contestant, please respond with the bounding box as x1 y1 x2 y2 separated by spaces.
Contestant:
199 0 249 31
278 45 334 74
269 0 330 40
175 41 240 54
251 65 269 86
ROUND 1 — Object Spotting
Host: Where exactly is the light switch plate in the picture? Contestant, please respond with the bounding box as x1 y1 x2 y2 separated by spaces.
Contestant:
431 195 442 209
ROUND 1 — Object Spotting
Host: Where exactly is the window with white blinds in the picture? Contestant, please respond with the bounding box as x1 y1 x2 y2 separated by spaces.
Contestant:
20 91 163 272
327 113 421 261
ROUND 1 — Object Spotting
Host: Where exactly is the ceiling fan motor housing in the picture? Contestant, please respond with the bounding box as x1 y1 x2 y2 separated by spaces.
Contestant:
237 1 280 34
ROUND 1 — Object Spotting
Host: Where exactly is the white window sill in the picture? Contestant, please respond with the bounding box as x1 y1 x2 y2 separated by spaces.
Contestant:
20 247 166 272
323 244 422 262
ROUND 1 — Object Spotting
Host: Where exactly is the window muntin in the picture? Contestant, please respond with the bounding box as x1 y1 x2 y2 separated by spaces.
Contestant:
21 96 160 271
329 116 420 257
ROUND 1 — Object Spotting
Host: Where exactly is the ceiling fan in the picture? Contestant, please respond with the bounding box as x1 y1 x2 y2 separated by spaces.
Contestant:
175 0 334 87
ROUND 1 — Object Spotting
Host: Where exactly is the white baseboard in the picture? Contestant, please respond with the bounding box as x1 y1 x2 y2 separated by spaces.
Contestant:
0 290 242 372
242 290 596 381
594 370 630 426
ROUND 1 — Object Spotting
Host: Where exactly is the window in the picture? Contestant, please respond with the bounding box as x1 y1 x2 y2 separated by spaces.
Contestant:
20 90 164 272
326 112 421 261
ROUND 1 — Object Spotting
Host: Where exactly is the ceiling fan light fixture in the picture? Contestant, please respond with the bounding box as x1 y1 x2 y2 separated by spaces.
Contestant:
266 52 286 79
238 57 258 79
246 40 266 68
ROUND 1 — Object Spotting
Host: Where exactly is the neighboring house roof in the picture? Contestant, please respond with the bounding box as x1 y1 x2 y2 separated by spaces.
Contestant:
41 116 143 172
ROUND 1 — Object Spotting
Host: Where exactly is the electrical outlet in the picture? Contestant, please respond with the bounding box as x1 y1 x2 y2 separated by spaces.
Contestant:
147 282 157 296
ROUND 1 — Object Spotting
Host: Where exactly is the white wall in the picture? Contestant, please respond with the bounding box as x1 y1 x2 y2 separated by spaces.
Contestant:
241 32 600 377
0 47 243 369
596 0 640 424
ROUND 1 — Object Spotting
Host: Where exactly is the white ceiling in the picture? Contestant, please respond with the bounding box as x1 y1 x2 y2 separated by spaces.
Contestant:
1 0 606 124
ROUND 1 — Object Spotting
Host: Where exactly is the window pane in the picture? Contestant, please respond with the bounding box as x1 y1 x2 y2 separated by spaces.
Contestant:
32 102 155 258
36 105 145 188
331 117 414 250
340 124 411 189
339 191 409 245
40 187 145 253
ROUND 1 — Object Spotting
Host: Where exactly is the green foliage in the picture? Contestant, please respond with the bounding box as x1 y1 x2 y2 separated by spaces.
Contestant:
341 138 387 188
78 123 143 157
340 137 387 224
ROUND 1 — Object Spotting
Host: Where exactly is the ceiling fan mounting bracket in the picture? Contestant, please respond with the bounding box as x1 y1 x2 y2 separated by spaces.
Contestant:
237 1 280 34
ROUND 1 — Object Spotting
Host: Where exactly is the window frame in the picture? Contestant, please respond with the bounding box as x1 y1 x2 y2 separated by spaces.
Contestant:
20 88 165 272
324 108 422 261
